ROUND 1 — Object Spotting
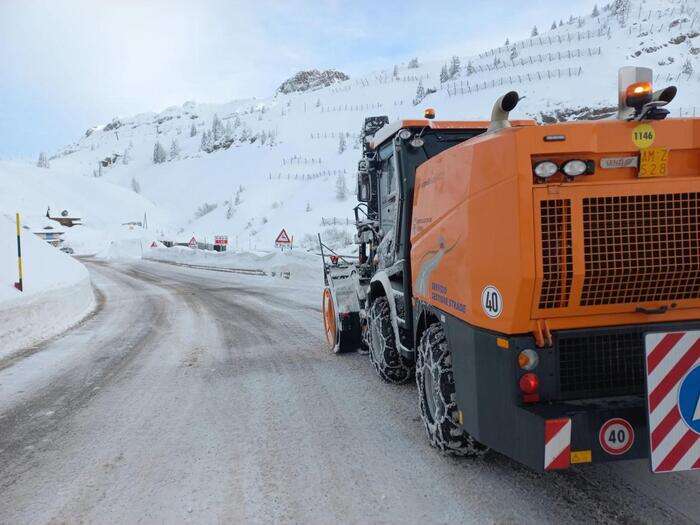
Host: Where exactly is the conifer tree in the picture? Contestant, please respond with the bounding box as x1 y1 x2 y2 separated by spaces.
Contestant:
211 114 223 142
169 139 180 160
153 141 166 163
440 64 449 83
335 173 348 200
413 80 425 106
449 55 461 78
36 152 49 168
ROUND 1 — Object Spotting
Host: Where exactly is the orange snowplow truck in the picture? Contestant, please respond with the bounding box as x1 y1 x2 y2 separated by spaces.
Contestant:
320 67 700 473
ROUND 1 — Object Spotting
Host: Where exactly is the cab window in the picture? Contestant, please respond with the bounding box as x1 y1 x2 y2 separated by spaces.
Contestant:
379 154 398 234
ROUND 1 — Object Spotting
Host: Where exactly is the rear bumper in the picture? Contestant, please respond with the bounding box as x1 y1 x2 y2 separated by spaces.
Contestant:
523 396 648 471
441 311 700 472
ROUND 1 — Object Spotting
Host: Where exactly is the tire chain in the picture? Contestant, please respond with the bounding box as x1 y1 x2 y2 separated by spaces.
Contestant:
416 323 488 457
367 297 413 384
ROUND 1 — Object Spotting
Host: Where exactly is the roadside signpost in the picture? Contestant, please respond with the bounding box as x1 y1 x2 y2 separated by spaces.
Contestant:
275 229 292 251
188 236 198 249
214 235 229 252
14 213 23 292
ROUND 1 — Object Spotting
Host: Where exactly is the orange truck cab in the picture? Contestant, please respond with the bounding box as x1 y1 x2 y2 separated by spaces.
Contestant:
320 67 700 473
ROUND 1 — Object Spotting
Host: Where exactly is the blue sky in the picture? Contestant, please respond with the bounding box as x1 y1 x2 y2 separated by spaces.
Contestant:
0 0 597 159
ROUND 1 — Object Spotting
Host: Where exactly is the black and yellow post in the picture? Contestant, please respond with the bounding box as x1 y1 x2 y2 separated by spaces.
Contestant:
14 212 23 292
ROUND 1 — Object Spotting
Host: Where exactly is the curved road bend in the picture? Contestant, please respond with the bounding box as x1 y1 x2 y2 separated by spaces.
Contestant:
0 259 698 524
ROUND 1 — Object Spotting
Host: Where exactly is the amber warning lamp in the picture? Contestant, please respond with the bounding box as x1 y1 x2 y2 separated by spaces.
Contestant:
424 108 436 119
617 67 676 121
625 81 653 110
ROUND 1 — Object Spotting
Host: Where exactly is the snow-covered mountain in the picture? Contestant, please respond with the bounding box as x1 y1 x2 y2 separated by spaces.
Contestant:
27 0 700 252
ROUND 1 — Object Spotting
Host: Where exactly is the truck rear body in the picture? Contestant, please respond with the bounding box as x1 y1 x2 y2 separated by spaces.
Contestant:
321 68 700 473
410 117 700 471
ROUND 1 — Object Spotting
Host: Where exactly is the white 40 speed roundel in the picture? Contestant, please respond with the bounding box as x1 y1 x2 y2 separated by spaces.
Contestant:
481 285 503 318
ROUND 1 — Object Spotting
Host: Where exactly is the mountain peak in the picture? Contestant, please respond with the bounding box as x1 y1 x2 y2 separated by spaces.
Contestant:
277 69 349 94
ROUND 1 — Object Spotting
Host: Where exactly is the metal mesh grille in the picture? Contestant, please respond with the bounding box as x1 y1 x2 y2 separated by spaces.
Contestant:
582 193 700 306
558 329 645 399
539 200 573 309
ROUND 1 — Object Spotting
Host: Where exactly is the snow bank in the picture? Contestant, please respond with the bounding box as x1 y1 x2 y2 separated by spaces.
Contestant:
0 214 95 358
144 246 323 282
95 238 147 260
0 160 174 257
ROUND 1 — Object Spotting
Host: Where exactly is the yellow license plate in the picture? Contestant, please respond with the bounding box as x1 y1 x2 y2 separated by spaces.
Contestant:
638 148 669 178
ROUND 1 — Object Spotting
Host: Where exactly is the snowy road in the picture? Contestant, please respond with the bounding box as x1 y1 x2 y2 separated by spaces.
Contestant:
1 260 699 524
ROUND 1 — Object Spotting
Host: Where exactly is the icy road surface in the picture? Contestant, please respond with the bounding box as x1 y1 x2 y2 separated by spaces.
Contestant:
1 260 699 524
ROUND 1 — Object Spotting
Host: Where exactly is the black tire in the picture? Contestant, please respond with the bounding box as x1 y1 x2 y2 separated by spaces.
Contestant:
367 297 413 384
416 322 489 457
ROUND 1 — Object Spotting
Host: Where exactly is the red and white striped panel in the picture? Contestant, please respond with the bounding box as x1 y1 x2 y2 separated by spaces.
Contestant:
544 418 571 470
645 331 700 473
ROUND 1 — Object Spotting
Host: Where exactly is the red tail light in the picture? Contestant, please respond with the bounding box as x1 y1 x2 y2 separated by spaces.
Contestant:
519 373 540 402
519 373 539 394
518 372 540 403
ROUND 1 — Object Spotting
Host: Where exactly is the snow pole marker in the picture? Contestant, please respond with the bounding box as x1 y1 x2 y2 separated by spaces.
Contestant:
14 212 23 292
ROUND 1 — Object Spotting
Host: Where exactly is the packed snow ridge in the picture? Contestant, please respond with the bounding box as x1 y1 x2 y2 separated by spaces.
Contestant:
277 69 350 94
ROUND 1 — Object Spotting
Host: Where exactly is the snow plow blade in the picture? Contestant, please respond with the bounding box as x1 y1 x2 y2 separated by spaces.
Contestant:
319 235 362 353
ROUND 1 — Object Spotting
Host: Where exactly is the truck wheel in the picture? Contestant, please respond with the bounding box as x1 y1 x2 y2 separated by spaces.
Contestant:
416 322 489 457
322 287 355 353
367 297 413 383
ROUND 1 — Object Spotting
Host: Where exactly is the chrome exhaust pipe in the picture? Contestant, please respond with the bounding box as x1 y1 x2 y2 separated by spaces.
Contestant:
487 91 520 133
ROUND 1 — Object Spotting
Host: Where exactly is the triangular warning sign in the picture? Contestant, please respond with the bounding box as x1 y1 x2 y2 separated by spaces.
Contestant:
188 236 197 248
275 229 291 244
150 241 158 248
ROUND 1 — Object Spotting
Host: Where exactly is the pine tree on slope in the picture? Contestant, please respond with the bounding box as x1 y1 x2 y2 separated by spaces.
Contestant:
153 141 166 164
449 55 461 78
169 139 180 160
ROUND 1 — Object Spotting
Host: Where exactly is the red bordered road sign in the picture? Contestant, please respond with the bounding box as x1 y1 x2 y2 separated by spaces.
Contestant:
188 236 197 249
645 331 700 473
275 229 291 245
599 418 634 456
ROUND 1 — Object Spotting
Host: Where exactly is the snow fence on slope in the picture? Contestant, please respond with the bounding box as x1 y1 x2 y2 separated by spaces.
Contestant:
0 214 95 359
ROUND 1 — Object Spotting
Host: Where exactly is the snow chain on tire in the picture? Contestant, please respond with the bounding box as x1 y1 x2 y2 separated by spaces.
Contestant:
416 322 489 457
367 297 413 384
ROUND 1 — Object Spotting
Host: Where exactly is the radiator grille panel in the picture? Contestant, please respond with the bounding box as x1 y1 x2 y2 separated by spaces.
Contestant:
539 200 573 309
558 329 645 399
581 193 700 306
